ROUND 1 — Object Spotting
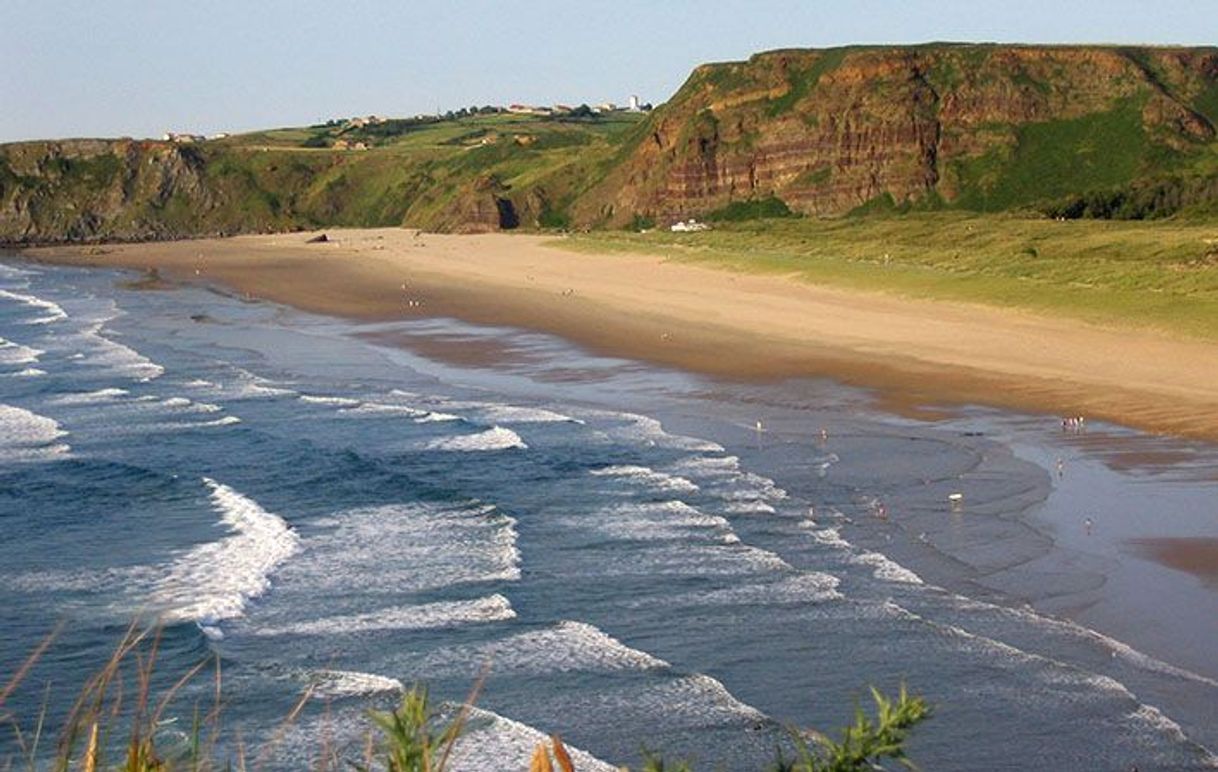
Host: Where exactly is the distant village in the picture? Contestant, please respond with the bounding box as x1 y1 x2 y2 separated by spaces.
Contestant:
160 96 652 146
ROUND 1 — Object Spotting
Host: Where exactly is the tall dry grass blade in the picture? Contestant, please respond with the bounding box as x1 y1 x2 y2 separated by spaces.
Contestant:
149 656 210 728
83 722 99 772
57 620 154 764
315 698 334 772
434 665 488 772
550 735 574 772
0 622 63 709
197 652 223 768
529 743 554 772
251 683 314 772
5 717 26 762
235 728 247 772
29 682 51 772
361 729 374 772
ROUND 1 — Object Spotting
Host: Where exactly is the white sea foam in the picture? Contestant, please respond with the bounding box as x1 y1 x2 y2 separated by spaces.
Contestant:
0 288 68 324
718 471 788 504
425 426 527 452
721 500 778 515
944 593 1218 690
155 478 299 626
138 415 242 434
340 401 428 418
48 387 130 405
421 620 669 676
590 465 700 493
5 565 156 594
0 403 70 461
639 674 768 724
161 396 222 413
190 415 241 428
630 572 843 608
801 523 852 550
214 369 296 399
446 707 618 772
573 500 732 542
297 502 520 593
76 323 164 380
1124 704 1218 768
811 452 839 476
447 401 582 425
2 367 45 377
307 669 404 699
581 540 792 577
0 263 37 279
610 413 726 452
416 410 462 423
669 454 742 478
852 551 923 584
0 337 43 365
670 454 789 516
899 602 1208 747
552 674 768 731
252 594 516 636
298 394 361 407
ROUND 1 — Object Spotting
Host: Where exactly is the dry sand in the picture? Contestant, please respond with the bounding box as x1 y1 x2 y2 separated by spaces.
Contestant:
25 227 1218 441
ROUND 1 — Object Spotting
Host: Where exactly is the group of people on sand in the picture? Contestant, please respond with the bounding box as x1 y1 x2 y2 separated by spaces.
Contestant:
1061 415 1086 432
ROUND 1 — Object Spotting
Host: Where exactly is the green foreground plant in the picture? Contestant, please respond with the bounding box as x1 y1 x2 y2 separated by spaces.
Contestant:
3 628 930 771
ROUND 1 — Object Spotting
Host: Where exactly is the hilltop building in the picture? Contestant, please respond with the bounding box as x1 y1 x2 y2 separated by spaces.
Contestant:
161 132 206 144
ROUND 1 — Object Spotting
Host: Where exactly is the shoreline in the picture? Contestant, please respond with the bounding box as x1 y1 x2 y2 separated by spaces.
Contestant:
21 226 1218 443
7 235 1218 755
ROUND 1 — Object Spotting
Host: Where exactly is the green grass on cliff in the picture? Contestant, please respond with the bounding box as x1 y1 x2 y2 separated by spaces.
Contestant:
564 213 1218 340
0 112 650 242
213 112 647 230
765 47 854 116
950 97 1154 211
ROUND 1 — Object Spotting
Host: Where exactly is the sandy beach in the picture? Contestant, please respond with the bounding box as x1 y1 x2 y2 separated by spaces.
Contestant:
25 227 1218 442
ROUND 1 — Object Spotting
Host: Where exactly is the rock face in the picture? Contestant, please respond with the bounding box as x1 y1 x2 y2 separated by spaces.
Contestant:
3 44 1218 244
431 176 520 234
571 45 1218 225
0 139 218 244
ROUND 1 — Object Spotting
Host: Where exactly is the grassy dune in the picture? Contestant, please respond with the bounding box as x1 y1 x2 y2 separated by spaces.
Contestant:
564 213 1218 340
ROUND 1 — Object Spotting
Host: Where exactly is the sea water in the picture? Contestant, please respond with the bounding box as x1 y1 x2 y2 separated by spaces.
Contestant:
1 256 1216 770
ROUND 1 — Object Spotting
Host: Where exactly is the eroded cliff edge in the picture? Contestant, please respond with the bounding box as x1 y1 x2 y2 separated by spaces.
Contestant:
4 44 1218 244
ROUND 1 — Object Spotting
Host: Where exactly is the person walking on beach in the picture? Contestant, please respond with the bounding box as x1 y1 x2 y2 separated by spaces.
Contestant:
1084 517 1094 535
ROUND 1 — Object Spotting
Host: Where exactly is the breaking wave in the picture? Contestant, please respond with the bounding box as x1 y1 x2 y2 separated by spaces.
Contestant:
155 478 299 631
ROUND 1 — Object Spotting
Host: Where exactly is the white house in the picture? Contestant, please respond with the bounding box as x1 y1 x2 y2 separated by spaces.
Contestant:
670 219 710 233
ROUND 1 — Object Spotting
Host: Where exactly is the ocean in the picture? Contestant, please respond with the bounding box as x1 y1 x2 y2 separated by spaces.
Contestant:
1 255 1216 770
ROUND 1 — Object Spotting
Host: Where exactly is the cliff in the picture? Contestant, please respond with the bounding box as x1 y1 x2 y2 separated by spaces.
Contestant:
571 44 1218 225
3 44 1218 244
0 119 629 245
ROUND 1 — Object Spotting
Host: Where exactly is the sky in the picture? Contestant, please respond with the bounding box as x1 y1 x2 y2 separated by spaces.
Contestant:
2 0 1215 142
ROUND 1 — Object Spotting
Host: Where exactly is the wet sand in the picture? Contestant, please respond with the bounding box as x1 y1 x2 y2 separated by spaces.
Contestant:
25 227 1218 442
1128 538 1218 587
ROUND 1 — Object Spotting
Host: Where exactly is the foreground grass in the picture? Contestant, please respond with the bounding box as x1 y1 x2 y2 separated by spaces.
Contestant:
562 213 1218 340
1 627 930 771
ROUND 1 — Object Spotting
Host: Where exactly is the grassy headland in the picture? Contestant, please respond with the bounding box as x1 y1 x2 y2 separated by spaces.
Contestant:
6 44 1218 244
564 213 1218 340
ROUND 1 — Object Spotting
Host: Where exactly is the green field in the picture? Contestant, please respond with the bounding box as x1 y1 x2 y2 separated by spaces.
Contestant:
563 213 1218 340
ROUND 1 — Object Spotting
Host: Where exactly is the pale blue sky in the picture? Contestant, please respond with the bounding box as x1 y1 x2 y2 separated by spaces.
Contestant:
2 0 1214 142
